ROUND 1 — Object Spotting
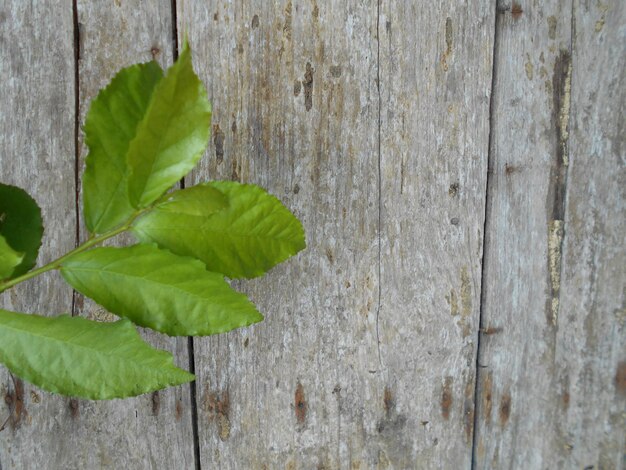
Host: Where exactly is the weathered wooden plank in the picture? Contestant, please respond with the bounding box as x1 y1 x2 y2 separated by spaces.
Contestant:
378 2 494 467
474 0 625 467
69 1 196 468
0 2 78 468
553 0 625 466
178 1 380 468
1 2 197 468
180 0 494 467
474 1 575 466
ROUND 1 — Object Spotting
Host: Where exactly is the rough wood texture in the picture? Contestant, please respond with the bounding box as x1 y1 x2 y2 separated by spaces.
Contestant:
474 0 625 468
0 0 624 468
178 1 380 468
0 2 195 468
556 1 625 464
0 2 78 468
70 1 196 468
180 0 493 467
379 2 494 467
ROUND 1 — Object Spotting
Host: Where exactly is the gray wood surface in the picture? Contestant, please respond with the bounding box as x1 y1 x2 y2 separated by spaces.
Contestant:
378 2 494 468
0 0 624 468
179 1 381 468
71 1 195 468
180 0 494 468
474 0 625 468
0 2 78 468
0 1 196 469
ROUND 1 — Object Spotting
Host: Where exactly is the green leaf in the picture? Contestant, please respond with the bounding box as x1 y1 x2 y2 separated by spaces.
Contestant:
127 42 211 208
82 61 164 234
0 308 193 399
132 181 306 278
152 184 228 216
0 183 43 277
0 235 23 280
60 244 262 336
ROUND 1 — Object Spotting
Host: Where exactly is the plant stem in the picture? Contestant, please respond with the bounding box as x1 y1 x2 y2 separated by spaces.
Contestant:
0 189 172 294
0 221 131 294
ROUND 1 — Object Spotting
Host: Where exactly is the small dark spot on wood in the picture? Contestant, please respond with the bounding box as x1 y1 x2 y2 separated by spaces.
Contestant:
547 16 557 40
480 326 503 335
175 400 183 421
151 391 160 416
445 17 453 54
441 376 453 419
150 46 160 60
325 248 334 264
511 3 523 19
450 217 459 225
205 390 230 439
464 395 474 443
293 80 301 97
29 391 40 404
4 378 26 429
615 361 626 395
293 183 300 194
213 12 218 21
332 384 341 395
283 1 293 40
499 392 511 426
377 412 407 434
482 372 493 423
74 295 84 312
421 420 429 426
295 382 307 425
330 65 342 77
383 386 394 417
448 182 459 197
385 20 391 33
251 14 259 28
244 337 249 347
231 119 237 133
562 391 570 409
303 63 314 111
231 159 240 180
69 398 79 419
13 379 25 426
344 280 351 288
505 163 519 175
312 3 319 18
237 43 244 54
213 124 225 164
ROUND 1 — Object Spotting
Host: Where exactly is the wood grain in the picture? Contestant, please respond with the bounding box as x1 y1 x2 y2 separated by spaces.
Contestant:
178 1 380 468
554 0 625 466
70 1 196 468
0 0 623 468
0 2 196 468
180 0 493 467
0 2 77 468
379 2 494 467
474 0 625 467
